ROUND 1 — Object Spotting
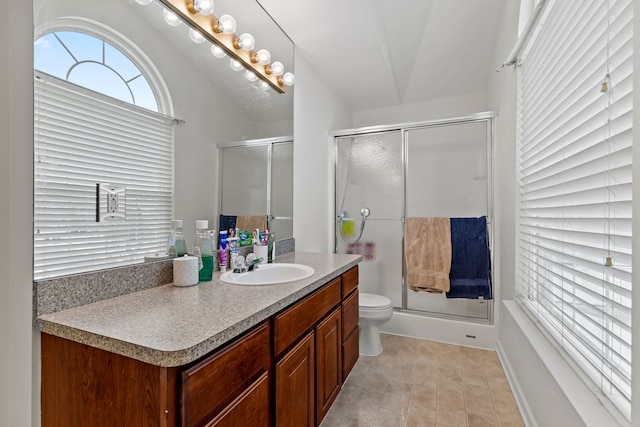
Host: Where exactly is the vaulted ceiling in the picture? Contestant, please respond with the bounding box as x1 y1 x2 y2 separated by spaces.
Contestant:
260 0 508 110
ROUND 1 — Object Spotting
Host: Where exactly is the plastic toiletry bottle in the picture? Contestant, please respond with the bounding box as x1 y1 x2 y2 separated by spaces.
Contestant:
168 220 187 257
193 220 215 281
219 230 228 272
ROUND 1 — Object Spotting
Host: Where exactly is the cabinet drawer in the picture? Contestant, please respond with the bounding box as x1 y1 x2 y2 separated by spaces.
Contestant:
205 372 270 427
342 266 358 297
341 289 359 340
274 278 341 356
182 322 270 427
342 327 359 382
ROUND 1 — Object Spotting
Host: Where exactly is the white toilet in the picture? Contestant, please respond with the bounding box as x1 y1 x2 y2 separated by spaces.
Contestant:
358 293 393 356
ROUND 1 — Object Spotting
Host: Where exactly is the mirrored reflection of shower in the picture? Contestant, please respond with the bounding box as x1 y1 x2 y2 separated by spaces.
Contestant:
333 115 494 323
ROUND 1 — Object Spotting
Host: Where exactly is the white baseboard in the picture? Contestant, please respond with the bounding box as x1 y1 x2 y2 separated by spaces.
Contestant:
496 340 538 427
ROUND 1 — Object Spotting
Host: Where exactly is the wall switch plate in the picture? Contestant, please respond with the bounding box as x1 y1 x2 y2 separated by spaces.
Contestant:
96 183 126 222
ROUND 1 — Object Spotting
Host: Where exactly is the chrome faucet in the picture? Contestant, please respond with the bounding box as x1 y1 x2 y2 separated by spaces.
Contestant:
232 254 263 273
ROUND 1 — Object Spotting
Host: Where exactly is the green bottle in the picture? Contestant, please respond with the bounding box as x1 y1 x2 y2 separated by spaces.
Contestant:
193 220 215 281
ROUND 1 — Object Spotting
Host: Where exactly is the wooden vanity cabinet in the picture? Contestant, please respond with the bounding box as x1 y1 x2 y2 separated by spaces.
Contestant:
41 333 180 427
273 266 359 426
41 322 271 427
41 264 360 427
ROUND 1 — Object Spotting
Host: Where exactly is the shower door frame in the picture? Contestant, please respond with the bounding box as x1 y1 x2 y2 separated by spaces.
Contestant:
217 136 293 235
332 111 496 324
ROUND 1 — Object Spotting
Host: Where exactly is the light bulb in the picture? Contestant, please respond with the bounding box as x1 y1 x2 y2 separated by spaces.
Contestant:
259 80 270 90
189 28 205 44
192 0 214 15
237 33 255 51
253 49 271 65
135 0 153 5
163 9 182 27
216 14 237 34
211 45 226 58
245 71 258 82
229 59 243 72
268 61 284 77
281 72 295 86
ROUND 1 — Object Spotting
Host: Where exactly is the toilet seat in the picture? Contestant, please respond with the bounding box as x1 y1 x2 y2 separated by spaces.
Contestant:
359 293 392 310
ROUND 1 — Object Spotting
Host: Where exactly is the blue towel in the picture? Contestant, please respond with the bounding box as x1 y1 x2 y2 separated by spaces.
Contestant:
447 216 492 299
219 214 237 232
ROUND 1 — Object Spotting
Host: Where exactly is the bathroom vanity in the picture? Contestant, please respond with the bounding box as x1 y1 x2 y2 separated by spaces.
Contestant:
37 253 360 427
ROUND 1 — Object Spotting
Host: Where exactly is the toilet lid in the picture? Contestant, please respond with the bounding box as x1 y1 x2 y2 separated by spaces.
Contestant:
359 293 392 309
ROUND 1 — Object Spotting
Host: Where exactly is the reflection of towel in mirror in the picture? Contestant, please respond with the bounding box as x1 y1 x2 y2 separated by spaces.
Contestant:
236 215 267 232
446 216 492 299
404 217 451 293
219 214 237 232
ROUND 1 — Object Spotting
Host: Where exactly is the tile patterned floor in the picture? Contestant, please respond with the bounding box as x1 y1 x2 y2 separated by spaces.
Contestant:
321 333 525 427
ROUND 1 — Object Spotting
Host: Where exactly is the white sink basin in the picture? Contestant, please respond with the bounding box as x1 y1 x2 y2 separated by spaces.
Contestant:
219 263 315 285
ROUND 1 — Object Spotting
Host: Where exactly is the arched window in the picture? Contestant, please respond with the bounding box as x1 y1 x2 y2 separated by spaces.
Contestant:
35 30 159 111
33 18 175 279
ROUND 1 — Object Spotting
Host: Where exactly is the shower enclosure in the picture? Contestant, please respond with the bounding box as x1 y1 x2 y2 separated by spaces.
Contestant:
334 113 494 323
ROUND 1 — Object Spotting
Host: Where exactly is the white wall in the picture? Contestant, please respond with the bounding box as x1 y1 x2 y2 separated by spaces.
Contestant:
353 91 488 128
292 54 351 252
0 2 35 426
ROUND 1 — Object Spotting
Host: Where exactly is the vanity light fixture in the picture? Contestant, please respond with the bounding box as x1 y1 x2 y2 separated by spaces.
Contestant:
191 0 214 16
188 28 206 43
253 49 271 66
152 0 293 93
235 33 255 51
245 71 258 82
280 72 295 87
229 59 243 72
266 61 284 77
211 44 226 58
214 14 237 35
163 8 182 26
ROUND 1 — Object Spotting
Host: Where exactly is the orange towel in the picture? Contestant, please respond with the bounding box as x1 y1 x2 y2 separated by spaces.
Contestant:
236 215 267 231
404 217 452 293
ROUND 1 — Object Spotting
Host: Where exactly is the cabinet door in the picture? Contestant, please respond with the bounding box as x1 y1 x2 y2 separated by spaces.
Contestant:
275 331 315 427
315 307 342 424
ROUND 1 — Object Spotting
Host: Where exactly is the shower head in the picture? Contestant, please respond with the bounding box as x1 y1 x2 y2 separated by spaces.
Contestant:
360 207 370 218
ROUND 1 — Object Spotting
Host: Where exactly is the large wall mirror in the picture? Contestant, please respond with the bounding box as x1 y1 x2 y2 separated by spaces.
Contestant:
33 0 294 279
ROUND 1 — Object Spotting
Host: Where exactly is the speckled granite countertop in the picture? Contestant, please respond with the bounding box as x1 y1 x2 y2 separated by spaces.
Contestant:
36 252 360 367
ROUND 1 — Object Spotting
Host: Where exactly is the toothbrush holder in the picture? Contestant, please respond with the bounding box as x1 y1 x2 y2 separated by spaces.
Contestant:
253 244 268 264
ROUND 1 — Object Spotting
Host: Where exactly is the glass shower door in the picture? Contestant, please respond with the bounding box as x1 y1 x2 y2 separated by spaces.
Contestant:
404 121 491 320
335 131 404 307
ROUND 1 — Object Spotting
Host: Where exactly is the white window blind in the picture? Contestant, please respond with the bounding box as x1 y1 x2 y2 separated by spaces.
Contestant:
34 72 174 280
516 0 632 420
